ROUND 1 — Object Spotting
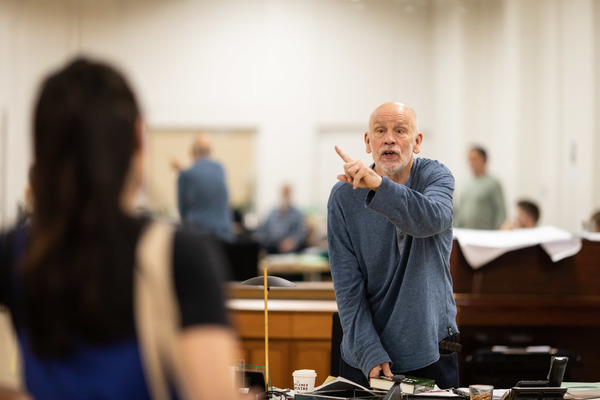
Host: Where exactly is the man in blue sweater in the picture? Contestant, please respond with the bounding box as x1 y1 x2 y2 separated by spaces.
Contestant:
327 102 459 388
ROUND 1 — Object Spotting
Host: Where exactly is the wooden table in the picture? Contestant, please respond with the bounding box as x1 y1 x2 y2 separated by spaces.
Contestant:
228 297 337 390
259 254 330 282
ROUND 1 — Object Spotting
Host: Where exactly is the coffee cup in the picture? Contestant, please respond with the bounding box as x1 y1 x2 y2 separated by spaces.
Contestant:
293 369 317 393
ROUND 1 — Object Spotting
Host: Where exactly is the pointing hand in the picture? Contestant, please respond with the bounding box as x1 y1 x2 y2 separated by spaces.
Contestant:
335 146 382 191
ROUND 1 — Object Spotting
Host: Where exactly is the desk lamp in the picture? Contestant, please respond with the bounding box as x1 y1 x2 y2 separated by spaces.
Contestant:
241 270 295 396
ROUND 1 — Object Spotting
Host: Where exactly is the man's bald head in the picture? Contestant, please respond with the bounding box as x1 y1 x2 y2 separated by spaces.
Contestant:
192 133 212 159
369 102 418 133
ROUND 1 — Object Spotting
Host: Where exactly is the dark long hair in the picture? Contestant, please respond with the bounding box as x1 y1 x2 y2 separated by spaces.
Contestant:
24 57 141 356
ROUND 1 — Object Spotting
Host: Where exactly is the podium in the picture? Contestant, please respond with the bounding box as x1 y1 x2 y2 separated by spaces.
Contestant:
451 239 600 385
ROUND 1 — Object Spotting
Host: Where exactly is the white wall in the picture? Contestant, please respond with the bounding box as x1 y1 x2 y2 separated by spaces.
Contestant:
428 0 600 231
1 0 599 232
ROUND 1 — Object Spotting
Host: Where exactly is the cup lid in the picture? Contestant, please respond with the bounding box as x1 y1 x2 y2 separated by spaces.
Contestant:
293 369 317 376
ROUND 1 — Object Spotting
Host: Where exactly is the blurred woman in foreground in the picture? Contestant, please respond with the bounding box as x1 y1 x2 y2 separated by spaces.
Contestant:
0 57 244 399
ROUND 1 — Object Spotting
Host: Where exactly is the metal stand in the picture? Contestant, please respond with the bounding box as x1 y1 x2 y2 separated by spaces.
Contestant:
382 375 405 400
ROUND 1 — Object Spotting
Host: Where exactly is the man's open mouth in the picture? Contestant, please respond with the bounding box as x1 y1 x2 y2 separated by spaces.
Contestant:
382 150 398 158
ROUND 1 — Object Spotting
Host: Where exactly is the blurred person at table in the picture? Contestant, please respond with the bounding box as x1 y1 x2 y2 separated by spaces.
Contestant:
0 57 246 400
177 133 234 242
327 102 459 389
454 145 506 230
501 199 540 230
254 184 306 254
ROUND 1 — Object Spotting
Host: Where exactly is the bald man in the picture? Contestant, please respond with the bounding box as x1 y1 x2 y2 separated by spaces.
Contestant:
327 102 459 389
177 133 233 242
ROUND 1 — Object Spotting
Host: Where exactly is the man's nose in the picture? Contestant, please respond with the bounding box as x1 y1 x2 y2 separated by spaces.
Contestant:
383 130 396 144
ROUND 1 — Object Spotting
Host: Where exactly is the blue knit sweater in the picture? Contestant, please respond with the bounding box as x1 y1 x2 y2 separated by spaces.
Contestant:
327 157 458 379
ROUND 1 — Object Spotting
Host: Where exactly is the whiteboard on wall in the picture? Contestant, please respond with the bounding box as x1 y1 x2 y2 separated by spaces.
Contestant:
314 128 371 215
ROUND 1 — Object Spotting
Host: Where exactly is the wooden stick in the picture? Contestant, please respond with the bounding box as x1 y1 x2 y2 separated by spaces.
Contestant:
264 267 270 392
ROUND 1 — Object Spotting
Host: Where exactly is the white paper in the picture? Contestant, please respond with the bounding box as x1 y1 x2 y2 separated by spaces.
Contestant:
579 232 600 242
453 226 582 269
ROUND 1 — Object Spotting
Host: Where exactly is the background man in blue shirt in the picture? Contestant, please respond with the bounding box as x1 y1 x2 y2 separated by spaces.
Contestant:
327 102 459 388
177 134 233 242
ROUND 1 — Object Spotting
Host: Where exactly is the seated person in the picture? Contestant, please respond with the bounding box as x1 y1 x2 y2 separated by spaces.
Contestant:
501 199 540 229
254 184 306 254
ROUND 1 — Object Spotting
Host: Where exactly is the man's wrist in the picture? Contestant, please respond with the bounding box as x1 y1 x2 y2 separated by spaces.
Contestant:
369 176 383 192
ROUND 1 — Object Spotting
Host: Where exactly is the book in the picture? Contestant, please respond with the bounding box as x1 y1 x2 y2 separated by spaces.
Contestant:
563 381 600 400
369 375 435 394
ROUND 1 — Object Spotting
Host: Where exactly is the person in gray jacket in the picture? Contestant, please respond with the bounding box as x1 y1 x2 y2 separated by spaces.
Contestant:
327 102 459 389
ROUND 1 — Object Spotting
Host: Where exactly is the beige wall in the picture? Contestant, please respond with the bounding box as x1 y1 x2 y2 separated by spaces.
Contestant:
1 0 599 231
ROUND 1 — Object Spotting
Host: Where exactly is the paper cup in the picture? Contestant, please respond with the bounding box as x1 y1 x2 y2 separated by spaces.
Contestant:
293 369 317 393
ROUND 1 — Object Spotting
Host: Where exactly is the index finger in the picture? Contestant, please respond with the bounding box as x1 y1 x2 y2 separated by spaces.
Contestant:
335 145 354 163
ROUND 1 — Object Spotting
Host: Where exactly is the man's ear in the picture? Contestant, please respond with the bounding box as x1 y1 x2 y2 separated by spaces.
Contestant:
364 132 372 154
413 132 423 154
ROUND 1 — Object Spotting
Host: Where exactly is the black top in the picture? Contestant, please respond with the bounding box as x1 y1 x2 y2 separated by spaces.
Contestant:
0 218 230 332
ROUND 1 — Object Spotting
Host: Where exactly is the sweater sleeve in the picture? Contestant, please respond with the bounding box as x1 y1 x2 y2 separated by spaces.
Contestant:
365 163 454 238
327 187 391 378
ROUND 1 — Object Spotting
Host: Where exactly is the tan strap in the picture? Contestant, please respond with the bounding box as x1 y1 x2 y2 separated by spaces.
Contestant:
134 221 185 400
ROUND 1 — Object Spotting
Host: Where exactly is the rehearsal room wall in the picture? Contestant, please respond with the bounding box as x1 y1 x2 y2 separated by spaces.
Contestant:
0 0 599 233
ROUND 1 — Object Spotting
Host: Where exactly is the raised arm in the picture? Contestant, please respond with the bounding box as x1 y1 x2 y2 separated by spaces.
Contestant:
365 164 454 238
